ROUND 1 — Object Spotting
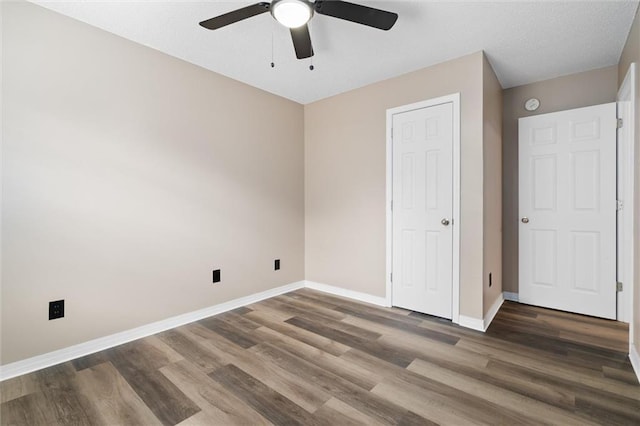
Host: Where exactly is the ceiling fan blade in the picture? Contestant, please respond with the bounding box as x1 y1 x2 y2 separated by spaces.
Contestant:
199 2 270 30
314 1 398 30
290 25 314 59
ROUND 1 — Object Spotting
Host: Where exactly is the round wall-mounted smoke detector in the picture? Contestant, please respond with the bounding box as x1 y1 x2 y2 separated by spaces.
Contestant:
525 98 540 111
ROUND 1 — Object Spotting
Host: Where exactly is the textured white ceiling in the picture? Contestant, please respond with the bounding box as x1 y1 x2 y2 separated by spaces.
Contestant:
33 1 639 104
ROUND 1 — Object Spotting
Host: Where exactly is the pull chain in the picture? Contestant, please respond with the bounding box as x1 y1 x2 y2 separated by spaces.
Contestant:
270 23 275 68
309 21 315 71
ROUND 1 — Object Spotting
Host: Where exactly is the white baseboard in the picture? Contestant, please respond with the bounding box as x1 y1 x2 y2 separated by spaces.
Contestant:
458 315 485 332
458 293 504 333
304 280 390 307
503 291 519 302
0 281 305 381
484 293 504 331
630 344 640 384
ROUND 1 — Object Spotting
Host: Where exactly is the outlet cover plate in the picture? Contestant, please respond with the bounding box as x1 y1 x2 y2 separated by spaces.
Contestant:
49 300 65 320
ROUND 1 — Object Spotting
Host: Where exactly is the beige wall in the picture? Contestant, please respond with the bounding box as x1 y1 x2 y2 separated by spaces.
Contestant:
1 2 305 364
305 52 486 319
618 4 640 356
501 66 619 294
482 55 503 315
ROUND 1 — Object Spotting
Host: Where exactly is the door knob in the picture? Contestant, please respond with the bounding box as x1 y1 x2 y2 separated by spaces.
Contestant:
521 217 529 224
441 218 450 226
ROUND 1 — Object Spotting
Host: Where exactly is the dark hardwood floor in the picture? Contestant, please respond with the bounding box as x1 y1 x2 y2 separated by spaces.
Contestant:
1 289 638 425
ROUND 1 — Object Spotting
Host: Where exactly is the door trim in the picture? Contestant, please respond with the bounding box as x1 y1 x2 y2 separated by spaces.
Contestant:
617 63 635 332
385 93 461 324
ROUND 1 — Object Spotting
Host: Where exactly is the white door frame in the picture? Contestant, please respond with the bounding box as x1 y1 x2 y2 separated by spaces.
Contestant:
385 93 461 324
617 63 636 333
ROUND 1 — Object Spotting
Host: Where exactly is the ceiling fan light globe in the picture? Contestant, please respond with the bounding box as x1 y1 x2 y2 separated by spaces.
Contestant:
271 0 312 28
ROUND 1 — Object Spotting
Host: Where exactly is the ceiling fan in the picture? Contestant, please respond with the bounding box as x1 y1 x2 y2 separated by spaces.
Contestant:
199 0 399 60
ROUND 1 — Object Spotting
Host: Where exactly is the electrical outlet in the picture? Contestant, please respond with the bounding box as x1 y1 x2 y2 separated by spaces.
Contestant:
274 259 280 271
49 300 65 320
212 269 221 283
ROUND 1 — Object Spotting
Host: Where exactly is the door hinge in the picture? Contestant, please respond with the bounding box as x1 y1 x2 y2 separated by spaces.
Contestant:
391 200 393 211
617 118 623 129
617 200 623 211
617 282 623 292
390 272 393 283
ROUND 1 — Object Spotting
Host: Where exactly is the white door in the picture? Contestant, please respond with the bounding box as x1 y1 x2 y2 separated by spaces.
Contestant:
392 102 453 319
519 103 617 319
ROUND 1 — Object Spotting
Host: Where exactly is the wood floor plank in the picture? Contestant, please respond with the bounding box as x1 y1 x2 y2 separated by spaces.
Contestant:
74 361 161 425
246 300 296 322
575 390 640 425
105 339 175 373
602 365 640 385
228 306 253 316
156 329 224 373
115 368 199 426
406 358 595 426
296 289 423 325
198 317 259 349
160 360 273 426
209 364 324 426
271 302 383 341
459 340 640 401
249 342 425 425
252 326 382 390
489 316 630 359
566 348 633 375
370 380 481 426
504 302 627 329
244 309 351 356
314 397 386 426
179 323 333 412
0 374 37 404
334 304 459 345
285 316 416 367
432 355 577 410
144 336 185 364
341 348 543 425
215 311 262 333
374 372 547 426
269 295 349 322
485 358 640 410
71 351 110 373
179 322 248 358
277 293 349 320
1 393 58 426
107 346 200 426
342 315 489 370
30 364 103 426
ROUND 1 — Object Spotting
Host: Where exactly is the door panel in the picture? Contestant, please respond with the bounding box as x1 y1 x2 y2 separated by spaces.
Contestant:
392 102 453 319
519 103 616 319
